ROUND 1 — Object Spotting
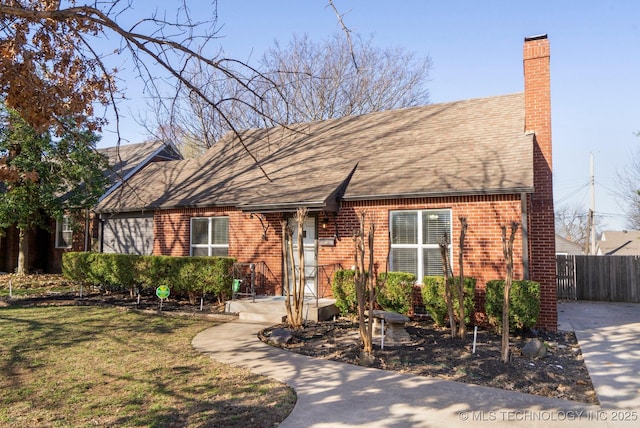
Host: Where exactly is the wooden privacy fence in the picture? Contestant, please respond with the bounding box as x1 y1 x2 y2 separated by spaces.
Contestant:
556 255 640 302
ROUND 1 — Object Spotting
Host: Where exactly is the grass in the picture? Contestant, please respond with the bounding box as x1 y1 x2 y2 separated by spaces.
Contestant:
0 305 296 427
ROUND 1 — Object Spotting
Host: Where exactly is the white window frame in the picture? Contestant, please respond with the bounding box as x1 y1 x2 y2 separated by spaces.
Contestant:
55 215 73 249
190 216 229 256
389 209 452 282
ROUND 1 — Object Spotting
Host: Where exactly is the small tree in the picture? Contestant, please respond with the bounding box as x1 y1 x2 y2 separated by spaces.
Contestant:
457 217 469 338
500 221 519 363
353 212 378 357
281 208 308 329
0 106 108 274
438 232 457 338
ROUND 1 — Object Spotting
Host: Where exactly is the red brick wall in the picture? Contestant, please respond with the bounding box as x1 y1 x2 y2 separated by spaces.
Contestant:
153 208 285 295
152 194 535 322
524 35 557 330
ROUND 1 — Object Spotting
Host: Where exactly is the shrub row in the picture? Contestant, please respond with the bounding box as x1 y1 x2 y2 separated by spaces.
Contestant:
331 270 416 315
331 270 540 332
62 252 236 303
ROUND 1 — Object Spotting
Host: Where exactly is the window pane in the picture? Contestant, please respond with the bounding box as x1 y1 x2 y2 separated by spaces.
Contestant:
56 218 72 248
191 218 209 245
391 248 418 277
192 247 209 256
391 211 417 244
211 217 229 245
422 210 451 244
210 247 228 257
423 248 444 276
62 231 72 247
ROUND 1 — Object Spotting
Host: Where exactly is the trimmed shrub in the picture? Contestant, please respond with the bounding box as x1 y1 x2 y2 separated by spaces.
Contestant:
332 269 357 315
376 272 416 314
485 279 540 333
421 276 476 327
199 257 235 303
61 252 235 304
62 252 91 283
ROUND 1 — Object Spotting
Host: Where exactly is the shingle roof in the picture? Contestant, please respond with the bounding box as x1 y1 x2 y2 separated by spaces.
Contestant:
556 234 583 255
96 93 534 213
98 140 182 202
597 230 640 255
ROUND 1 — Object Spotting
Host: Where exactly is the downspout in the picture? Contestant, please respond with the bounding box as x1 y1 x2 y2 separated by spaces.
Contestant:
84 208 90 252
521 193 530 280
99 214 105 253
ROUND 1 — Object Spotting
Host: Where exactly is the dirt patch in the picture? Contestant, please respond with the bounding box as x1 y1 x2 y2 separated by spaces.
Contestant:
259 319 598 404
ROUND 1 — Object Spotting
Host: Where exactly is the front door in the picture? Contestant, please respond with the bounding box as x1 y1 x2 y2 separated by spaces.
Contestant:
288 216 317 297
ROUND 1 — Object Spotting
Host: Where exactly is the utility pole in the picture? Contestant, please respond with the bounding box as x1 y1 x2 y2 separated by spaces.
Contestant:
590 153 597 255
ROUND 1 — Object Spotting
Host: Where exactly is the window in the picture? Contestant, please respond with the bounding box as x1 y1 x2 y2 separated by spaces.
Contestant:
389 209 452 282
55 215 73 248
190 217 229 256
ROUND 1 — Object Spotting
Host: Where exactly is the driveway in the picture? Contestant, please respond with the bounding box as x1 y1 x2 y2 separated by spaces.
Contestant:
558 301 640 411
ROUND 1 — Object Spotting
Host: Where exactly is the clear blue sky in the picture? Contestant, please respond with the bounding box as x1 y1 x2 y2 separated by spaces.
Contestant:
100 0 640 231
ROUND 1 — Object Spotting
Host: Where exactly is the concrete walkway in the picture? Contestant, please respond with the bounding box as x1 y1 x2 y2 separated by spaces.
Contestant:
193 302 640 427
558 301 640 411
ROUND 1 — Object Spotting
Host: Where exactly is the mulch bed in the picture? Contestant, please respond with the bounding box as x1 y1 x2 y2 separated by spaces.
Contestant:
259 318 598 404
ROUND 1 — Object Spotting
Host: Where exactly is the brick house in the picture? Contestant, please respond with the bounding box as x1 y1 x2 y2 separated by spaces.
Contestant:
97 35 557 330
0 140 182 274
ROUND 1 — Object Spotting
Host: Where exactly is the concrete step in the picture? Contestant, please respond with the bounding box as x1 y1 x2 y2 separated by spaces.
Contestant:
239 311 287 324
226 296 339 324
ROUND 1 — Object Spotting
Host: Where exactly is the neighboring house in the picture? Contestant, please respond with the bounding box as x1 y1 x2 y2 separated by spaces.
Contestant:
97 35 557 329
556 234 583 255
596 230 640 255
0 140 182 274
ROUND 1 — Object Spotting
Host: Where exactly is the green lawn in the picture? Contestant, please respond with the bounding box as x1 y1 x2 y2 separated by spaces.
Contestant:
0 305 295 427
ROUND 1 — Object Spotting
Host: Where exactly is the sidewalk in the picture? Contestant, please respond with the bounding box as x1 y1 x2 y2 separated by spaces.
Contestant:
193 302 640 427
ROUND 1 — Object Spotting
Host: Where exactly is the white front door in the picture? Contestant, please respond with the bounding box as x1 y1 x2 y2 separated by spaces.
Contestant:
288 216 317 297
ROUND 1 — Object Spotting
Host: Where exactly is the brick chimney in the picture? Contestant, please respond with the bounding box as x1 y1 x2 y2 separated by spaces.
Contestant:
523 34 556 330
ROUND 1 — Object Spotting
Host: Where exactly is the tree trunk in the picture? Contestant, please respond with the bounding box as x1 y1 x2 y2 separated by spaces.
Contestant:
457 217 468 338
501 222 518 363
354 212 377 357
281 220 293 325
293 208 307 327
439 232 456 338
17 226 28 275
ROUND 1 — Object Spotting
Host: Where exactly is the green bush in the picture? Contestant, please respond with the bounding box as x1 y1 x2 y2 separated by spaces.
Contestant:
61 252 235 303
421 276 476 327
485 279 540 333
331 269 358 315
62 252 91 283
376 272 416 314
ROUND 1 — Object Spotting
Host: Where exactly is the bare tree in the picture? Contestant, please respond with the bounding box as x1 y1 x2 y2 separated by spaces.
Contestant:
281 208 308 329
151 32 431 156
617 141 640 229
500 221 519 363
554 204 592 245
457 217 468 338
353 212 377 358
0 1 286 171
438 232 457 338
